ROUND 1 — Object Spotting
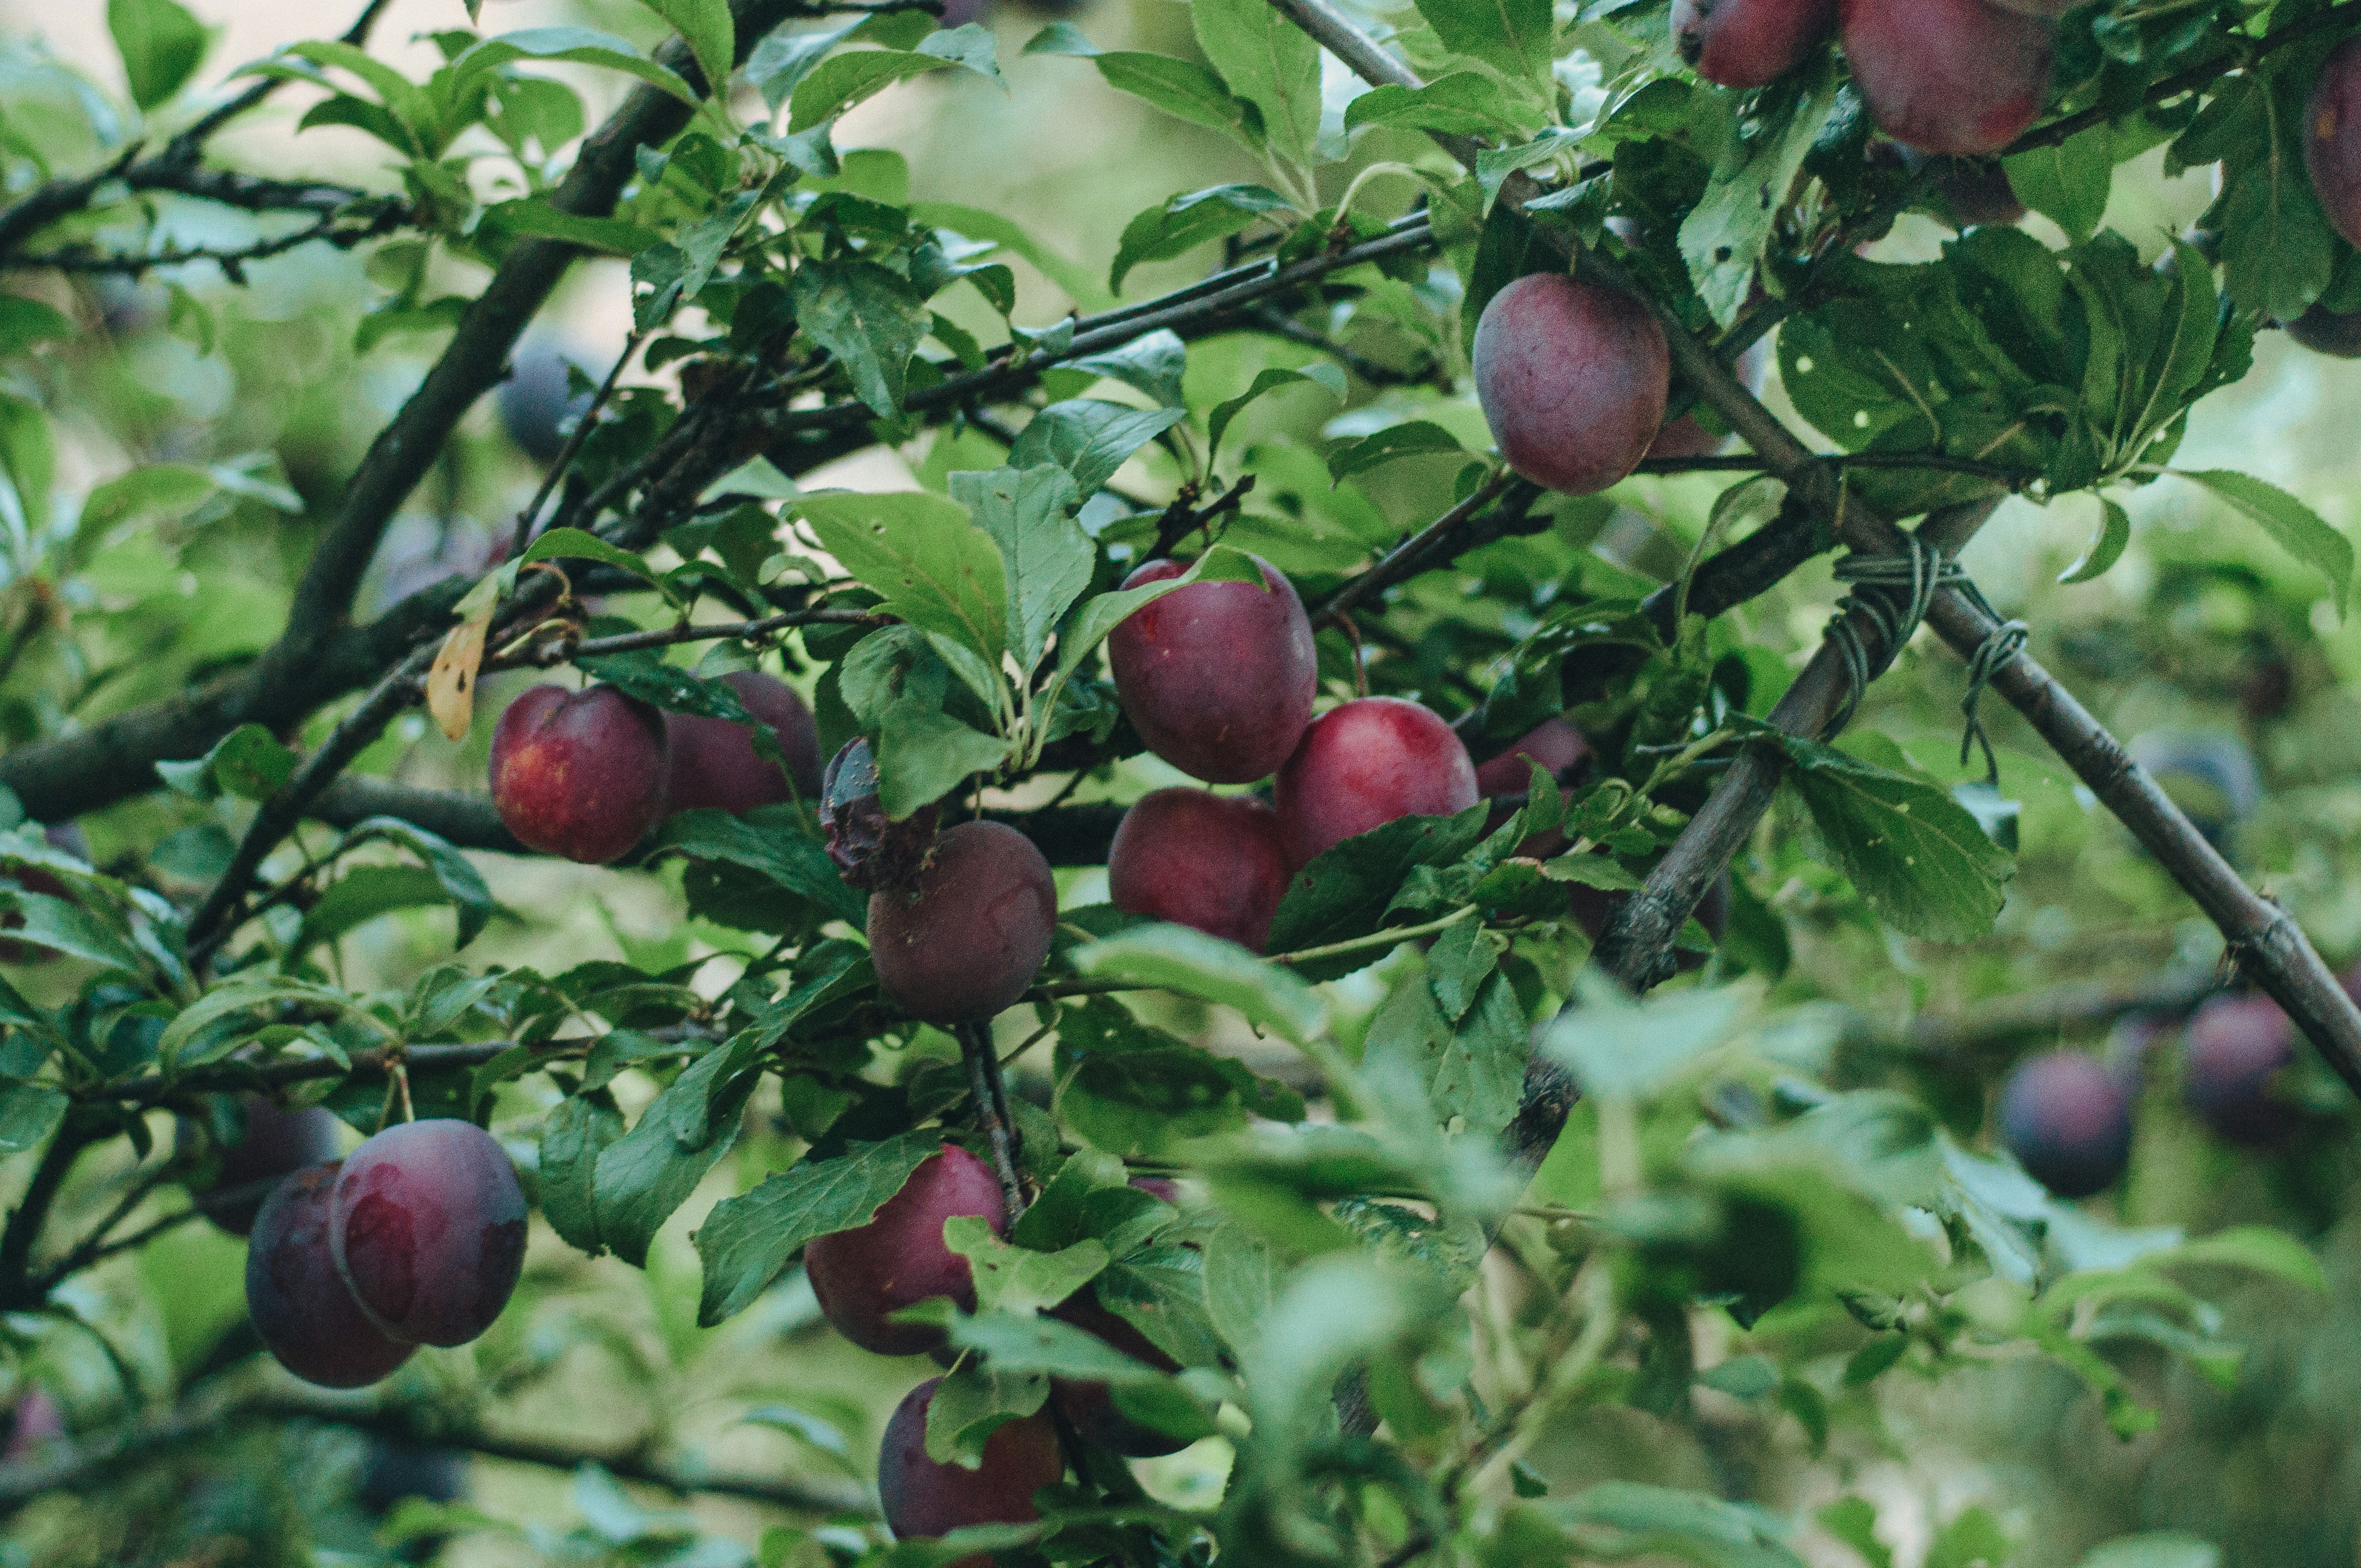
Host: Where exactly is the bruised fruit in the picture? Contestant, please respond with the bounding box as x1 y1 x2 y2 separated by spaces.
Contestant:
329 1119 528 1348
1050 1289 1189 1456
194 1095 345 1235
663 670 823 815
868 821 1056 1024
1997 1051 2132 1198
806 1144 1006 1356
247 1164 418 1388
1673 0 1837 88
1840 0 2054 156
2185 994 2298 1146
1108 555 1317 783
1473 274 1669 496
1274 697 1479 867
2309 37 2361 251
877 1378 1064 1561
1108 789 1290 952
489 684 670 864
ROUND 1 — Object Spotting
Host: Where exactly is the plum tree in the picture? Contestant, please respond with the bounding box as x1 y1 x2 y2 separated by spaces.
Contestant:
868 821 1057 1024
877 1377 1065 1561
190 1094 345 1235
329 1119 528 1348
2184 994 2298 1146
1107 788 1290 952
805 1144 1006 1356
1997 1051 2133 1197
1839 0 2054 155
1274 697 1480 866
1671 0 1836 88
487 684 670 864
1050 1288 1189 1455
1107 554 1317 783
1567 872 1728 972
1472 273 1669 496
497 341 592 466
663 670 823 816
245 1164 418 1388
2309 37 2361 250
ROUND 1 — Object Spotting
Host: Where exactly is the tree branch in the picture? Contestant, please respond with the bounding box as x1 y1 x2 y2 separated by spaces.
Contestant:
16 200 411 278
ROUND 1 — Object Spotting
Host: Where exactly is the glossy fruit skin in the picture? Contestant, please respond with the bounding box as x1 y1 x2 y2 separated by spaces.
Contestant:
868 822 1057 1025
1107 555 1317 783
247 1164 418 1388
199 1095 345 1235
1050 1289 1188 1456
806 1144 1007 1356
1473 274 1670 496
1274 697 1480 868
663 671 823 815
2184 995 2299 1146
2286 301 2361 357
329 1120 528 1348
489 684 670 865
879 1378 1065 1562
1997 1051 2133 1198
1108 789 1291 952
1839 0 2054 156
2309 38 2361 250
1672 0 1837 87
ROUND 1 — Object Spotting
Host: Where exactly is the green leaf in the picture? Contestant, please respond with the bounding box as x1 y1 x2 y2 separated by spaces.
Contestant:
574 651 750 723
1068 329 1186 409
1539 969 1747 1100
1263 804 1493 961
636 0 733 95
2057 496 2132 585
2003 125 2111 242
942 1220 1109 1313
1814 1499 1892 1568
455 28 698 105
1411 0 1555 81
2075 1534 2220 1568
654 809 867 925
1190 0 1320 164
593 1033 763 1267
1068 922 1326 1045
1363 961 1526 1134
156 723 298 803
1051 543 1262 678
948 465 1089 676
1007 399 1188 495
924 1360 1050 1467
1110 185 1296 294
1054 996 1304 1156
693 1130 942 1323
517 526 660 585
1207 364 1346 461
0 296 71 357
1680 61 1841 326
0 1083 64 1156
2171 469 2353 617
294 865 464 954
944 1307 1160 1380
908 201 1112 311
792 258 930 416
109 0 207 111
480 198 661 256
1533 1483 1806 1568
799 489 1007 659
2150 1224 2325 1293
876 703 1013 817
1326 419 1464 481
1091 52 1264 153
1345 73 1523 136
1769 731 2013 942
540 1090 624 1255
787 31 999 131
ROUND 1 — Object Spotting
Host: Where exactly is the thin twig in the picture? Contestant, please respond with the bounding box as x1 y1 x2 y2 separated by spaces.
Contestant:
511 332 646 558
1316 468 1520 622
957 1020 1027 1220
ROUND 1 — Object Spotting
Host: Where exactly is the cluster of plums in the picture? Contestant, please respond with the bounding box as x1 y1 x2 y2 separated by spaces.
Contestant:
216 1105 529 1389
488 668 823 864
1997 990 2309 1198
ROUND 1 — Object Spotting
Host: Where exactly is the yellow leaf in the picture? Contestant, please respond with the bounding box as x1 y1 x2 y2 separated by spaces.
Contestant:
427 613 490 741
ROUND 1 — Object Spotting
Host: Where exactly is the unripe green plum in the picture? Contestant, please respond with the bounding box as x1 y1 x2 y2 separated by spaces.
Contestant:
489 684 670 864
1108 555 1317 783
877 1378 1064 1565
1839 0 2054 156
805 1144 1006 1357
868 822 1056 1024
1273 697 1479 867
1109 788 1290 952
1473 274 1669 496
1673 0 1837 88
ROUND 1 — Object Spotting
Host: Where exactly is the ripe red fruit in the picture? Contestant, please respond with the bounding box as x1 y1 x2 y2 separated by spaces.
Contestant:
246 1164 417 1388
329 1119 528 1348
807 1144 1006 1356
488 684 670 864
1107 555 1317 784
1839 0 2054 156
2184 994 2298 1146
196 1095 345 1235
1996 1051 2132 1198
1672 0 1837 88
868 821 1056 1024
878 1378 1064 1561
1273 697 1479 867
1108 789 1290 952
1471 718 1593 800
663 670 824 816
1473 274 1669 496
2309 37 2361 250
1050 1289 1187 1456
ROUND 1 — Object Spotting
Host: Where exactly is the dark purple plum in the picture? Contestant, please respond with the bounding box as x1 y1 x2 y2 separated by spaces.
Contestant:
868 821 1056 1024
1108 554 1317 784
1673 0 1837 87
1108 789 1290 952
1473 274 1669 496
194 1095 345 1235
497 341 593 466
1840 0 2054 156
1273 697 1479 868
2 1389 62 1462
1997 1051 2132 1198
489 684 670 864
247 1164 418 1388
663 670 823 815
329 1120 528 1348
2286 301 2361 357
805 1144 1006 1357
1472 718 1593 800
2309 38 2361 250
2184 994 2298 1146
1050 1289 1187 1456
878 1378 1064 1563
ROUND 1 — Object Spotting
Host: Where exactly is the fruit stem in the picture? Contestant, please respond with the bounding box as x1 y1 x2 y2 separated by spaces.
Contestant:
956 1020 1027 1221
